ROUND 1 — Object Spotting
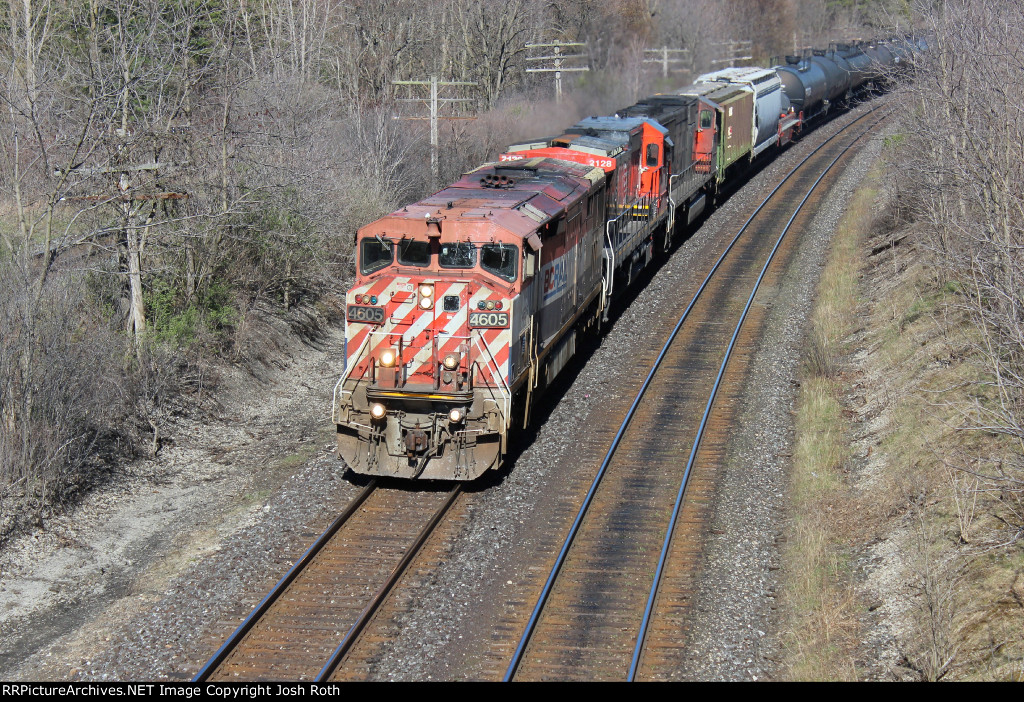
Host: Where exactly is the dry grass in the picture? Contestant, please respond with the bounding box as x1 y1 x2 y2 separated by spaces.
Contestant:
778 170 881 681
782 375 861 681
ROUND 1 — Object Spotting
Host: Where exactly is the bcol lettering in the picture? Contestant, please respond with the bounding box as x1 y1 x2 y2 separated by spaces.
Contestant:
542 258 567 303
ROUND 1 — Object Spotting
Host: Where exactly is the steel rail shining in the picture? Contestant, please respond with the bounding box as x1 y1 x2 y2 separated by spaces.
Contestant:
627 110 888 681
502 105 881 682
315 484 463 681
193 479 378 682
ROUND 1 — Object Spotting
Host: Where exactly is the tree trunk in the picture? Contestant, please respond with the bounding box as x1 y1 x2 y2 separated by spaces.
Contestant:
125 216 147 352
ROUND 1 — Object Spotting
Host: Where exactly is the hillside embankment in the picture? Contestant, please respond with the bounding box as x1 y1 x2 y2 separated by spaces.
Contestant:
778 162 1024 681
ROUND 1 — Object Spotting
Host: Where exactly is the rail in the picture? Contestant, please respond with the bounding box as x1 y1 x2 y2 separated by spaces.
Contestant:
193 480 379 682
627 107 888 680
315 484 463 681
502 105 885 682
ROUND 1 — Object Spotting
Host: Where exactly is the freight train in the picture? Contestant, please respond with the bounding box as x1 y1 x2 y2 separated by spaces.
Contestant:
332 36 924 480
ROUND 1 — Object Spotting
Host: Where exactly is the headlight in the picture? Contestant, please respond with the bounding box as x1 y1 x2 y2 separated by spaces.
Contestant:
379 349 397 367
418 284 433 298
419 296 433 310
485 300 495 310
449 408 464 423
442 352 460 370
370 403 386 419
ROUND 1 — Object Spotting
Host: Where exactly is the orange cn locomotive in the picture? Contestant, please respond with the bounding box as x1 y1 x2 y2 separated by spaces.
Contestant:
333 158 606 479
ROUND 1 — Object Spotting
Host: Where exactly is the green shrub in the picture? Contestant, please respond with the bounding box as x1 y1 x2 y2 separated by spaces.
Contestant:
145 276 238 349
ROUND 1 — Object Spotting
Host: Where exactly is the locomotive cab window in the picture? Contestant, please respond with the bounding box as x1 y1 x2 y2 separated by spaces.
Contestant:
481 243 518 282
439 242 476 269
360 237 392 275
646 143 659 167
398 239 430 267
700 110 714 129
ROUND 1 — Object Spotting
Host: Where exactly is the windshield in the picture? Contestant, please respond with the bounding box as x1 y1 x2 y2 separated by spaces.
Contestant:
481 243 518 282
398 239 430 267
439 242 476 269
360 237 392 275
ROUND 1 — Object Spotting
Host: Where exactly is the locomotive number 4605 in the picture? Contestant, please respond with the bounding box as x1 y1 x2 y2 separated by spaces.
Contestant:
347 305 385 324
469 311 509 328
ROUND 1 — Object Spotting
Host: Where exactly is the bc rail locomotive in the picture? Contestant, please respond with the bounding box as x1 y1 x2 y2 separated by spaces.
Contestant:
332 36 925 480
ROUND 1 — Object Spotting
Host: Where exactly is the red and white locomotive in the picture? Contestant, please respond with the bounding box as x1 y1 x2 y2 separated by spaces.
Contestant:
334 158 607 479
334 37 922 480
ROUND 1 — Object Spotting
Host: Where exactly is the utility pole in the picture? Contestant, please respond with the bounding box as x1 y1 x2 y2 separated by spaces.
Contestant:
525 42 589 103
63 140 188 355
642 46 690 79
393 76 477 187
710 40 753 68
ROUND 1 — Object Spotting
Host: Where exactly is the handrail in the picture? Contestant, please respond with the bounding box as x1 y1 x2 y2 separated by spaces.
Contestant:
471 333 512 422
666 173 680 245
337 328 512 412
333 333 374 421
603 218 616 306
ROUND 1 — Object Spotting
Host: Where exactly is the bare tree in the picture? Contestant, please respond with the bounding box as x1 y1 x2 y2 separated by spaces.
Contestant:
454 0 533 108
895 0 1024 546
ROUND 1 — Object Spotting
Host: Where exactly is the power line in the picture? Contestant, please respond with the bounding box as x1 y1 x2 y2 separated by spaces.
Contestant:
642 47 690 79
710 39 753 68
525 42 589 103
393 76 478 187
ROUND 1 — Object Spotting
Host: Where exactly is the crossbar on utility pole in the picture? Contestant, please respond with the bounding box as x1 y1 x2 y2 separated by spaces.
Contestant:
642 47 690 79
710 39 753 67
526 42 588 103
393 76 478 187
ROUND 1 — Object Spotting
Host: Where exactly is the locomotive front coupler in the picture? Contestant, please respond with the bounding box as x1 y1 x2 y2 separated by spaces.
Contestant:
404 422 429 459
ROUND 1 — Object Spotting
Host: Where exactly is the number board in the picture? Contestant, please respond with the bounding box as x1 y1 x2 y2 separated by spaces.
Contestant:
347 305 385 324
469 311 510 328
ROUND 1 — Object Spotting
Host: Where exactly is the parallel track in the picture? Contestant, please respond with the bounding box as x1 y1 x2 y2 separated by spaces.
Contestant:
503 107 885 681
194 480 461 681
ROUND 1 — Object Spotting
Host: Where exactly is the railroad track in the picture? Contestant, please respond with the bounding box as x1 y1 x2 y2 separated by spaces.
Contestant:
194 479 462 682
502 106 886 682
